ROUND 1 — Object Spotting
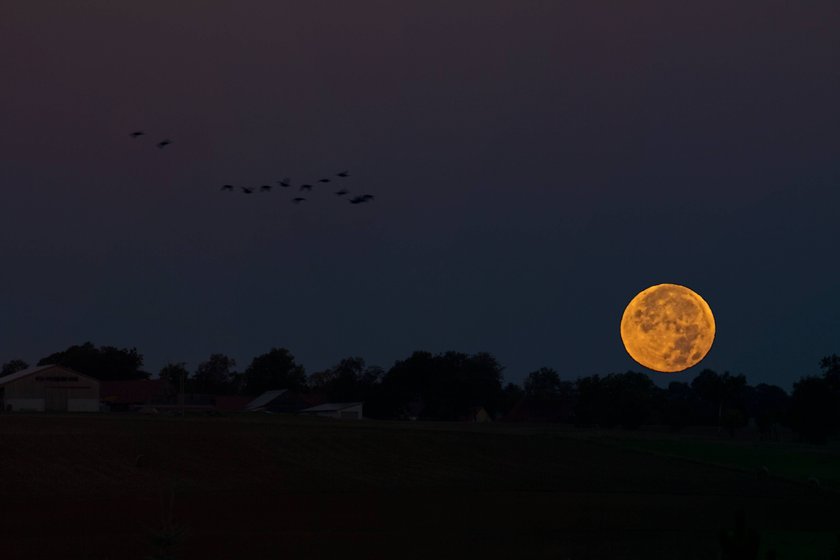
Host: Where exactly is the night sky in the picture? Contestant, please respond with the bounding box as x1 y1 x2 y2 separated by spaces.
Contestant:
2 1 838 390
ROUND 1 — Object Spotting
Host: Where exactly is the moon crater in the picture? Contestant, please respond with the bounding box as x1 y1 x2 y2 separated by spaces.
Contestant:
620 283 715 373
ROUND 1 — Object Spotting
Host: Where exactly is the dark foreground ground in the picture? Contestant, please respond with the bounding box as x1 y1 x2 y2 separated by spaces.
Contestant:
1 414 838 559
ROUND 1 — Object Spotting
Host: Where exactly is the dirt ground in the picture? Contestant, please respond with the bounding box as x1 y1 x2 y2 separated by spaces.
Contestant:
1 414 837 559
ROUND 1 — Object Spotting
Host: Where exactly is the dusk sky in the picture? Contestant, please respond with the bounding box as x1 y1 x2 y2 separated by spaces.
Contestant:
1 1 838 390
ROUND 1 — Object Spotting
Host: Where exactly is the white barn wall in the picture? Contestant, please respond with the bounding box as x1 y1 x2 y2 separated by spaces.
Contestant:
6 398 45 412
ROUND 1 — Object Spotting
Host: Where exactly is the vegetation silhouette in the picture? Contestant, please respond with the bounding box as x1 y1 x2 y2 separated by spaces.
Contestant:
18 340 840 445
38 342 147 380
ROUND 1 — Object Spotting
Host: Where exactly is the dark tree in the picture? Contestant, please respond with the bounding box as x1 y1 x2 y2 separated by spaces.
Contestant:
662 381 699 431
690 369 747 430
499 382 525 416
193 354 237 395
1 359 29 377
746 383 789 440
820 354 840 390
38 342 147 380
159 362 189 391
789 374 840 444
309 357 381 402
575 371 655 429
242 348 306 395
523 367 562 399
370 350 504 420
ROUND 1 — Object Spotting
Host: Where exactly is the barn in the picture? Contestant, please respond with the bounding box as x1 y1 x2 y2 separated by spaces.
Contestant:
0 364 100 412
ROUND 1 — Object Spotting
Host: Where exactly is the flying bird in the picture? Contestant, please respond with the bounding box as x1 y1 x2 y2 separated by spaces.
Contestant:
129 131 144 138
278 178 291 187
241 187 254 194
349 194 375 204
336 171 349 178
292 197 306 204
221 185 234 191
260 185 273 192
157 139 172 148
299 184 313 191
335 189 349 196
317 178 331 183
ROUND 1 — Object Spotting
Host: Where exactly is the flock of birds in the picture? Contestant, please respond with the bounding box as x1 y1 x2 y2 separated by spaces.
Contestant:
129 130 376 205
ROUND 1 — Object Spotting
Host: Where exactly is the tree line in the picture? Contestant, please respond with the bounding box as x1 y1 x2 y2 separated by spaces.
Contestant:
1 342 838 443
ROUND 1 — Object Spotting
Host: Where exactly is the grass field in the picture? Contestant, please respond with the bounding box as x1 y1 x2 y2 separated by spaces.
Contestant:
1 414 838 559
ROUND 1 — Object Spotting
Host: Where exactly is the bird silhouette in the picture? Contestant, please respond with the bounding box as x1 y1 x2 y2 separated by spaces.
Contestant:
241 187 254 194
349 194 375 204
157 139 172 148
317 178 331 183
335 189 349 196
299 184 313 192
221 185 234 191
292 197 306 204
129 131 144 138
336 171 349 178
260 185 273 192
278 178 291 187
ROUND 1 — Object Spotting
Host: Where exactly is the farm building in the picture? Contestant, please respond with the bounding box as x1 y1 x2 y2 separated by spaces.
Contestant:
245 390 325 413
0 364 100 412
299 402 364 420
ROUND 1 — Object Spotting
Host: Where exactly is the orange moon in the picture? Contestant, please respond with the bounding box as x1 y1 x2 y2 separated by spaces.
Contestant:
620 283 715 373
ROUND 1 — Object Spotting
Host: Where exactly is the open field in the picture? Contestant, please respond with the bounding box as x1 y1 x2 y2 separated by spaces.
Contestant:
1 414 838 559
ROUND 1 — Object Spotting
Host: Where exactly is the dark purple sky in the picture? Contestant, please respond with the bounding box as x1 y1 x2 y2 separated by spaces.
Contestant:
1 1 838 389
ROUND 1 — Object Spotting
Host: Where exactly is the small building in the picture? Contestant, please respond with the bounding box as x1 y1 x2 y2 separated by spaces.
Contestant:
0 364 100 412
299 402 364 420
245 390 325 413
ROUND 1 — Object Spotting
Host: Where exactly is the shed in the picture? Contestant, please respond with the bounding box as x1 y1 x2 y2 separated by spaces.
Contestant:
0 364 100 412
299 402 364 420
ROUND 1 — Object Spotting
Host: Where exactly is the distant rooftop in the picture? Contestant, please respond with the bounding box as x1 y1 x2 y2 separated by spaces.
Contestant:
0 364 93 386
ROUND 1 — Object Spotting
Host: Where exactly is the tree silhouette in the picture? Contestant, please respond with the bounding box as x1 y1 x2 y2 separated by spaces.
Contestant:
38 342 147 381
370 350 504 420
575 372 655 428
746 383 789 440
309 357 381 402
789 374 840 444
662 381 699 431
523 367 562 398
159 362 189 390
691 369 747 431
0 359 29 377
242 348 306 395
193 354 236 395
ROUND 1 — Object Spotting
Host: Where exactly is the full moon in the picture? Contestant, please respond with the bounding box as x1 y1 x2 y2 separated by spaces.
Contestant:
620 283 715 373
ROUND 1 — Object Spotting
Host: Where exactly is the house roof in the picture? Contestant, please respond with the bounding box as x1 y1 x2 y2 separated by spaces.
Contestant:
0 364 97 386
245 390 288 411
300 402 363 413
